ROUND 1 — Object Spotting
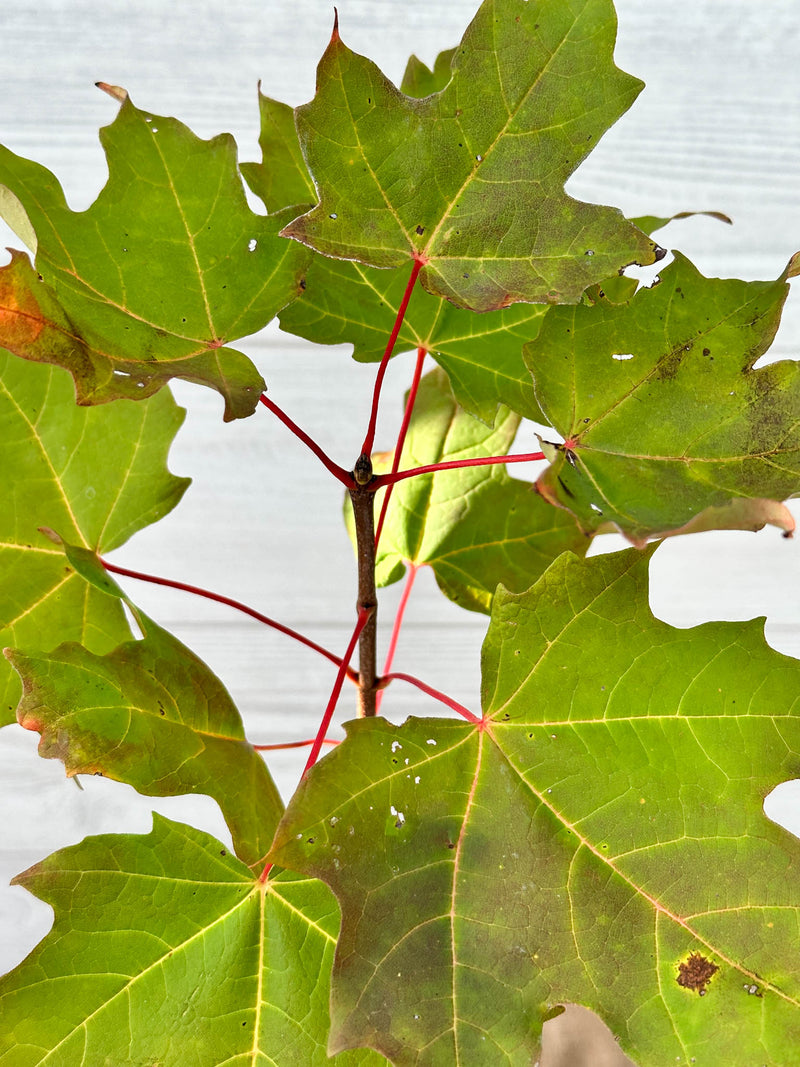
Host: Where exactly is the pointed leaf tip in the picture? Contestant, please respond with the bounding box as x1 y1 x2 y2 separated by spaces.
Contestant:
786 250 800 278
331 7 340 40
95 81 128 102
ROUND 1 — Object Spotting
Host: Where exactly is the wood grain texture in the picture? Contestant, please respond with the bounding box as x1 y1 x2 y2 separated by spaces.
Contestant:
1 3 799 1063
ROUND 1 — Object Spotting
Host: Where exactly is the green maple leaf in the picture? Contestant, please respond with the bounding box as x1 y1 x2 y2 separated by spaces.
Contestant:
0 93 309 420
240 92 317 214
0 815 384 1065
356 368 585 613
0 352 188 726
7 545 282 871
280 0 661 313
528 252 800 542
271 547 800 1065
242 58 546 425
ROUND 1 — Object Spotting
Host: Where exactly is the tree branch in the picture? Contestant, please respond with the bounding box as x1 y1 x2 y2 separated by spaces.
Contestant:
349 457 379 717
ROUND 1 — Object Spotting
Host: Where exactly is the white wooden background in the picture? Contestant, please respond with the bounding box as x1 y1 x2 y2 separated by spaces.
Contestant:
1 2 800 1063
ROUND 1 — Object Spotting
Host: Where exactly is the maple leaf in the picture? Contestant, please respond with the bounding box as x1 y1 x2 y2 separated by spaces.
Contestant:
528 252 800 542
0 816 384 1065
0 352 188 726
271 547 800 1065
243 55 547 425
281 0 661 312
0 94 309 420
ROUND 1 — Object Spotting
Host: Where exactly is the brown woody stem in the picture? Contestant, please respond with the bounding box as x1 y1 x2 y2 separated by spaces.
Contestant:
349 454 379 716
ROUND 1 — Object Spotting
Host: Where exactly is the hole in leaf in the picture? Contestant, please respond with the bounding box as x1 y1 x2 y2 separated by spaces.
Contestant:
612 353 634 361
764 778 800 842
541 1005 634 1065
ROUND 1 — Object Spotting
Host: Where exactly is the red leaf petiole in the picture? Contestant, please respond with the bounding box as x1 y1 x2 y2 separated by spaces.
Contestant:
101 560 358 682
380 671 481 724
361 257 425 458
259 394 354 487
372 450 547 488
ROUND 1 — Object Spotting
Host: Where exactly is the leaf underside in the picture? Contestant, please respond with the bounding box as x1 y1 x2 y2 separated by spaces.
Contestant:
281 0 660 312
271 547 800 1066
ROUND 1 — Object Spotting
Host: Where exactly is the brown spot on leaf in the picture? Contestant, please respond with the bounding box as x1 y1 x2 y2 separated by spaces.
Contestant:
677 952 719 995
653 345 685 382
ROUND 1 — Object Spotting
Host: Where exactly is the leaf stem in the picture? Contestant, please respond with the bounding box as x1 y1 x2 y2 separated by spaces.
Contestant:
100 560 358 682
375 563 418 713
374 347 427 548
253 738 339 751
360 257 424 457
372 450 546 488
258 612 368 886
381 672 481 724
259 394 354 487
302 607 372 777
